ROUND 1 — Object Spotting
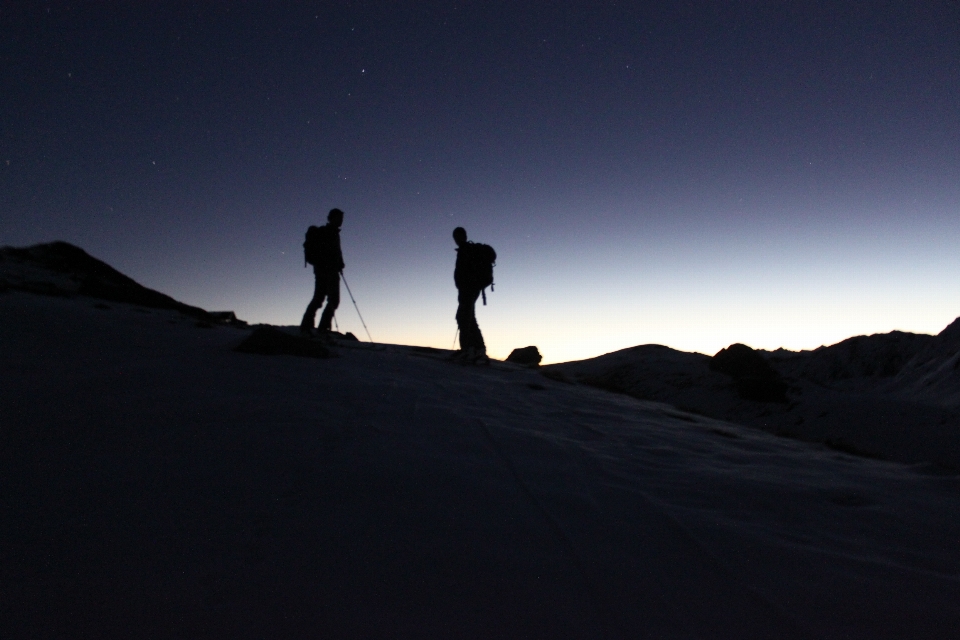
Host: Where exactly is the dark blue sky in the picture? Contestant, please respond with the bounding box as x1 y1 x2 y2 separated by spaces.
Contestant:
4 2 960 361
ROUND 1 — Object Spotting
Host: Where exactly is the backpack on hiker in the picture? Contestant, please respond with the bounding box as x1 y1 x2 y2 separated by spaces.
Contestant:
303 225 326 267
464 242 497 304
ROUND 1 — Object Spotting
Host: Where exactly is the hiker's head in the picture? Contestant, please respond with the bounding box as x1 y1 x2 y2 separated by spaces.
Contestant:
328 208 344 228
453 227 467 246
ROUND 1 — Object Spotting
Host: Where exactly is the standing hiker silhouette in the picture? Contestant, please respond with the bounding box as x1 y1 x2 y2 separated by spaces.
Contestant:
452 226 496 363
300 208 345 336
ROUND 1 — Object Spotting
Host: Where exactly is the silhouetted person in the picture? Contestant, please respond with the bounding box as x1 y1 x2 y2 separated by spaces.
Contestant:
301 208 345 335
452 226 496 363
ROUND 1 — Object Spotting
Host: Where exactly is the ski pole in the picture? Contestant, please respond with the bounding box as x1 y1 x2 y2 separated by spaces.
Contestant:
340 271 373 343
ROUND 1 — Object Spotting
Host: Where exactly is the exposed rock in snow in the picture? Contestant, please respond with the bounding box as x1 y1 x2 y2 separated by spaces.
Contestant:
234 326 332 358
207 310 248 326
710 343 788 403
506 345 543 366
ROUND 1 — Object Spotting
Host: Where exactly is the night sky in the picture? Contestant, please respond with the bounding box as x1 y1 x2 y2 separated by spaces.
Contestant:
4 2 960 363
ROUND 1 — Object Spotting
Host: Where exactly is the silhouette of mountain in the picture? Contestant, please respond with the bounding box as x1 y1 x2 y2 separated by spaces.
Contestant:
770 331 934 390
0 241 213 319
547 327 960 470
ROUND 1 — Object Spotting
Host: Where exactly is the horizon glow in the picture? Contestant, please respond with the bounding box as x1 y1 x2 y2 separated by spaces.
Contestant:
3 3 959 364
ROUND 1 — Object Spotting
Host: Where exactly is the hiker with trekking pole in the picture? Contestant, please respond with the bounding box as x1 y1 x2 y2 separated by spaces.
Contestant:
300 208 374 343
451 226 496 364
300 208 345 338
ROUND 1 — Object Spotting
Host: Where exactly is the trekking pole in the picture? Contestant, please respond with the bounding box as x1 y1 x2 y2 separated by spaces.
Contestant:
333 314 339 333
340 271 373 343
451 328 459 350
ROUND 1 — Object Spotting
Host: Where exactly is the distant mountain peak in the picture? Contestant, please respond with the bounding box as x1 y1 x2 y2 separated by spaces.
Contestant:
0 241 212 319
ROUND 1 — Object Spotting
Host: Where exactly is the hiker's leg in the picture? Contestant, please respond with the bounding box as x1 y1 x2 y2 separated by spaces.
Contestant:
318 271 340 331
300 271 327 330
456 288 482 350
472 297 486 353
475 316 486 353
455 290 470 349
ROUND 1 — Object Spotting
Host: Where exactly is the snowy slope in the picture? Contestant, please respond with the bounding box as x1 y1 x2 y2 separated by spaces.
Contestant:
893 317 960 408
547 331 960 470
3 288 960 638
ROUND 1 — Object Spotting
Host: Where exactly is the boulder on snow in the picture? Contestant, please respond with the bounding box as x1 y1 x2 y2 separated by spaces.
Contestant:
234 326 331 359
506 346 543 366
208 311 248 326
710 343 787 403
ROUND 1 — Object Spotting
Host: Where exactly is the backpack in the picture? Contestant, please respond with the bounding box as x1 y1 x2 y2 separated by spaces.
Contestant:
303 225 324 266
465 242 497 303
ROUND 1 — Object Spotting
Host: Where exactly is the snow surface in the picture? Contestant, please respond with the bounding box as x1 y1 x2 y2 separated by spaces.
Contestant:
545 335 960 470
3 290 960 638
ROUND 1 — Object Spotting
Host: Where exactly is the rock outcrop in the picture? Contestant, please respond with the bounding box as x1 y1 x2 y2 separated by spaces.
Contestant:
506 346 542 366
234 326 331 359
710 343 788 403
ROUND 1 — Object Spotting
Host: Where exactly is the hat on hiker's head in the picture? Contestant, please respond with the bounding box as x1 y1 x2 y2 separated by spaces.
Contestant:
328 208 344 223
453 227 467 244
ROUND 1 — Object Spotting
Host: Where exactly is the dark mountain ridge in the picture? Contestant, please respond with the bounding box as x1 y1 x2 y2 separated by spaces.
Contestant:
0 241 215 320
546 322 960 469
770 331 935 390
